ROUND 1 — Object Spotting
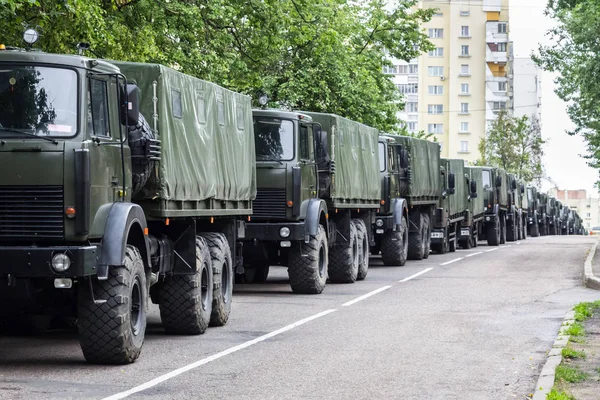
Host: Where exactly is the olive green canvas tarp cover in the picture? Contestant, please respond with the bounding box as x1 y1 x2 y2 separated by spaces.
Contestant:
302 112 380 206
393 136 441 203
112 61 256 208
465 167 485 216
441 159 468 216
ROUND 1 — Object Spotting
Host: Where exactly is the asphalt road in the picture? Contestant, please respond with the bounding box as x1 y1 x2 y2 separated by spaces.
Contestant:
1 236 599 400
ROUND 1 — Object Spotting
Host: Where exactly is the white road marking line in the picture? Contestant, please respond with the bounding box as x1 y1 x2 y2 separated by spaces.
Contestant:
465 251 483 257
398 267 434 282
341 286 392 307
485 248 499 252
101 309 338 400
440 257 463 266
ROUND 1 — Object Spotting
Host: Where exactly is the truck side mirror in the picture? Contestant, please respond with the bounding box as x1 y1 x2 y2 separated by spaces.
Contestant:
470 179 477 197
120 83 140 126
314 123 329 164
495 176 502 188
399 146 409 169
447 172 456 195
511 180 517 190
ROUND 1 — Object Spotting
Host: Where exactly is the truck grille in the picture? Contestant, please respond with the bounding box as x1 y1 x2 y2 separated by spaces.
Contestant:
0 185 64 240
253 189 287 219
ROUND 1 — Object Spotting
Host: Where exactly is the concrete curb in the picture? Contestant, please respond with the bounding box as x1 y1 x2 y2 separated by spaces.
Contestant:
583 239 600 290
532 310 576 400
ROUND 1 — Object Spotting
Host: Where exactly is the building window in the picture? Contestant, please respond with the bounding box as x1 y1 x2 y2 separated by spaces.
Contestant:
460 10 470 17
429 47 444 57
497 43 507 52
460 122 469 132
397 83 419 94
461 45 470 56
461 26 470 37
398 65 408 74
428 85 444 95
428 123 444 134
428 66 444 77
586 213 591 218
460 64 470 75
405 102 418 113
383 65 399 74
498 81 507 91
433 12 443 17
460 141 469 152
492 101 507 110
461 83 470 94
428 104 444 114
407 122 417 132
498 22 507 34
460 103 469 114
409 64 418 74
429 28 444 38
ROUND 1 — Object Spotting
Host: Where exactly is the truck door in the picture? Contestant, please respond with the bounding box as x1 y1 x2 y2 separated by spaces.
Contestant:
299 122 317 199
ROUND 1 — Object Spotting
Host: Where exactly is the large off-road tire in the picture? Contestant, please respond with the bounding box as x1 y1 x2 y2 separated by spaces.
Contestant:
381 217 408 266
408 212 426 260
530 222 540 237
487 217 500 246
128 113 157 196
159 237 213 335
423 212 431 259
448 225 457 252
461 226 472 249
472 226 479 248
329 221 359 283
288 224 328 294
499 214 507 244
200 233 233 327
354 219 369 281
506 219 517 242
539 223 547 236
78 246 147 364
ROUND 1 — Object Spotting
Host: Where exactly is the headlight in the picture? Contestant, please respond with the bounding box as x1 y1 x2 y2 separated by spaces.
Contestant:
279 227 291 238
485 216 491 222
376 219 384 227
51 253 71 272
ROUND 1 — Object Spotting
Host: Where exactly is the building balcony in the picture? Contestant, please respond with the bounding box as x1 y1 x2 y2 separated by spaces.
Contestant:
408 75 418 83
486 47 507 63
486 22 508 43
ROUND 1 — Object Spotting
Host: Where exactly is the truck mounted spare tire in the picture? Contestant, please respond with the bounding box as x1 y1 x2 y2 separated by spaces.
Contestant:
159 236 213 335
381 216 408 266
407 212 426 260
77 245 147 364
128 113 157 196
200 232 233 327
354 219 370 280
329 221 359 283
288 224 328 294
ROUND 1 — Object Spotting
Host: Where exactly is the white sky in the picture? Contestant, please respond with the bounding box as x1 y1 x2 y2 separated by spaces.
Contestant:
509 0 599 196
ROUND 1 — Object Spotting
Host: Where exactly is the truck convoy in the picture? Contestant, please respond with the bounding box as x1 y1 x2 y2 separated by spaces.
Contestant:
0 42 587 365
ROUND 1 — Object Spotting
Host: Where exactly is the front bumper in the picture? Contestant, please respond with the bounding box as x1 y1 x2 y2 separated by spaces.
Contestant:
245 222 305 242
0 245 98 278
431 229 445 244
373 215 394 235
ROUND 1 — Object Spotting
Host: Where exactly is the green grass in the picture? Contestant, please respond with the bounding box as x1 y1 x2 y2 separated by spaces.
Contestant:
562 347 586 359
565 322 585 337
573 300 600 322
547 389 576 400
556 365 589 383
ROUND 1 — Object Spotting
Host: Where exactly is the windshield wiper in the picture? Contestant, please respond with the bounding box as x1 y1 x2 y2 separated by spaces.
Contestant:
0 127 58 144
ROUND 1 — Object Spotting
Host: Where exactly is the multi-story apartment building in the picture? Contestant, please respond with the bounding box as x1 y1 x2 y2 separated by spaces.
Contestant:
384 0 511 162
551 189 600 231
511 57 542 121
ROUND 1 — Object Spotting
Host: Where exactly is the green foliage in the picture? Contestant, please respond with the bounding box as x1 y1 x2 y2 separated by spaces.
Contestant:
475 110 544 182
555 365 588 383
565 322 585 337
547 389 576 400
0 0 435 133
573 300 600 322
535 0 600 184
561 346 586 359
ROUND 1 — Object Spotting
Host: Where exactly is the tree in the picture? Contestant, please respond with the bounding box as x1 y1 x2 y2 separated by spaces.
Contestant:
534 0 600 183
475 111 544 182
0 0 434 133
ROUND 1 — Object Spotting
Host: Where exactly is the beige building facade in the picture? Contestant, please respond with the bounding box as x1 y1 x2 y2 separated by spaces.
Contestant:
550 189 600 231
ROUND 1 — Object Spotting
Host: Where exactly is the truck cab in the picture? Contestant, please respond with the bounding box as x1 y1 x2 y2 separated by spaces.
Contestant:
481 167 508 245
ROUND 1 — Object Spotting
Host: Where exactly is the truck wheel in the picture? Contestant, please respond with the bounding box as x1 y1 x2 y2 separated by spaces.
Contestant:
329 221 359 283
507 220 516 242
128 113 157 196
423 213 431 259
487 217 500 246
408 212 426 260
448 226 457 252
200 233 233 327
531 222 540 237
461 227 472 249
381 216 408 266
472 227 478 248
354 220 369 281
77 245 147 364
159 236 213 334
288 224 328 294
499 214 507 244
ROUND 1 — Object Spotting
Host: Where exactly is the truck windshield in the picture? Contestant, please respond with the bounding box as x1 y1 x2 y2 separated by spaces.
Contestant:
482 170 491 189
379 142 385 172
253 117 294 161
0 66 77 137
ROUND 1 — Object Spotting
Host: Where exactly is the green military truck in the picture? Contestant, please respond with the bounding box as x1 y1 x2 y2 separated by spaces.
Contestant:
505 173 522 242
555 200 564 235
243 110 380 294
374 135 441 265
537 192 550 236
547 197 560 235
459 166 484 248
0 48 256 364
527 186 540 237
431 158 465 253
480 167 509 246
516 179 528 240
